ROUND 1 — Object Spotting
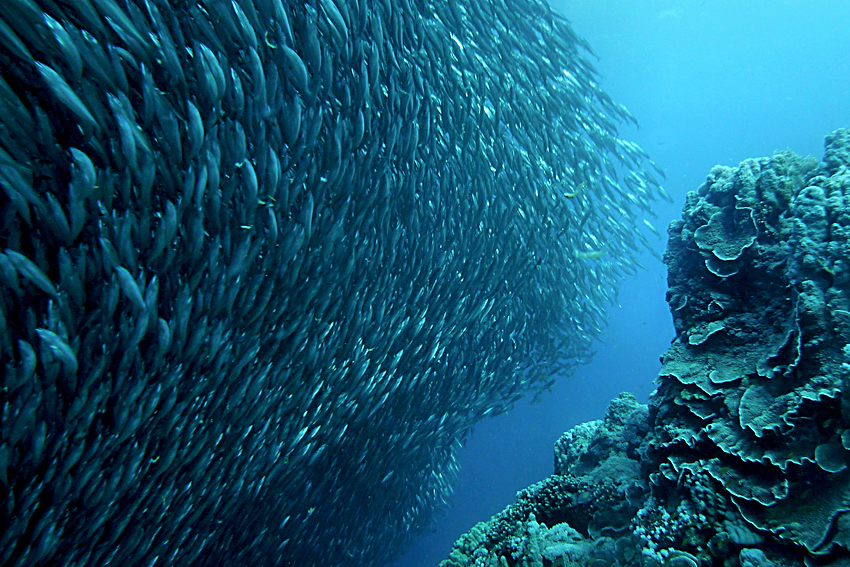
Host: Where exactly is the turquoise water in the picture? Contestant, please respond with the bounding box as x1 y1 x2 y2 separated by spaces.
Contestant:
2 1 848 565
391 1 850 565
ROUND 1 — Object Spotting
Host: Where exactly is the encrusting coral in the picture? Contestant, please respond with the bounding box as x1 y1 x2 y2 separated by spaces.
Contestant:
442 129 850 567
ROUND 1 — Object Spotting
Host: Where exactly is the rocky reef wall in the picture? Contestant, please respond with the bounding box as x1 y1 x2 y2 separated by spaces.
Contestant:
441 129 850 567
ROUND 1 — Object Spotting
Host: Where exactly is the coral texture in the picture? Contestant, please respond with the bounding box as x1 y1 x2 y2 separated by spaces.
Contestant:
442 129 850 567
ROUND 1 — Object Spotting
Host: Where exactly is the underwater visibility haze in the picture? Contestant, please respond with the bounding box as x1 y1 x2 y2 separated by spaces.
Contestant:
398 1 850 566
2 0 850 566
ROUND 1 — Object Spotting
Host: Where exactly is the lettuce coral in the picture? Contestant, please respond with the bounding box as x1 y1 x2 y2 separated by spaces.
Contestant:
442 129 850 567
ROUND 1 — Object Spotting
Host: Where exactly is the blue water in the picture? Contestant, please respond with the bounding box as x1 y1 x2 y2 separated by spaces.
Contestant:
389 1 850 565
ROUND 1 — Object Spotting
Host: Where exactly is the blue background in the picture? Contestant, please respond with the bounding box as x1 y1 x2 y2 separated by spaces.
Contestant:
389 1 850 565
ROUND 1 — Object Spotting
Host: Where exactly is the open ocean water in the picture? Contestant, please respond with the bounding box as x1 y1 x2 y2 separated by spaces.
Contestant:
389 1 850 565
2 0 849 565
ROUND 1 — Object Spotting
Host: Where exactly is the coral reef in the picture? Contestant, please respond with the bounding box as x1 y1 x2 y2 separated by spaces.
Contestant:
441 129 850 567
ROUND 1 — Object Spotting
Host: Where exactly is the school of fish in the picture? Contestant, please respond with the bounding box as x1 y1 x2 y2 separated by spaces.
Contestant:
0 0 666 565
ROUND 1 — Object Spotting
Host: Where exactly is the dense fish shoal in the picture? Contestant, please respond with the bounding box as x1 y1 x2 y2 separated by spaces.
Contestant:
0 0 664 565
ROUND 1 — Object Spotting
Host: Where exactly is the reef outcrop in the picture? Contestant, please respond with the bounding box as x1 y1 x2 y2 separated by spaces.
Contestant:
441 129 850 567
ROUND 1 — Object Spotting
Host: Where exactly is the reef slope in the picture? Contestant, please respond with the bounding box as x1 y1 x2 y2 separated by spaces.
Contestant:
442 129 850 567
